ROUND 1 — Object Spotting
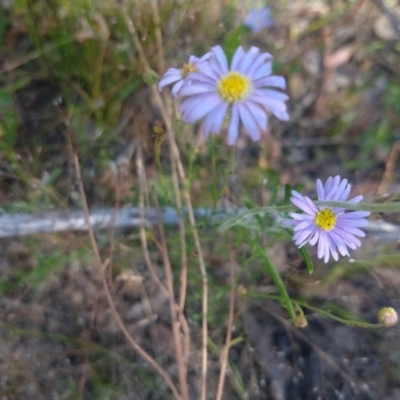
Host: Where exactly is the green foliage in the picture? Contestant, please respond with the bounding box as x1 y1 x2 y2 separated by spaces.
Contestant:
0 245 90 295
223 25 247 63
0 90 18 154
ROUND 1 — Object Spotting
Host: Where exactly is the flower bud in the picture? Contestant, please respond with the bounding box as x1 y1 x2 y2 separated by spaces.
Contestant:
295 314 308 328
377 307 398 327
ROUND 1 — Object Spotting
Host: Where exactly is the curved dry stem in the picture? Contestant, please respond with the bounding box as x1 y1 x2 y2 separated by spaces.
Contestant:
122 5 208 399
72 150 181 400
149 0 165 73
160 91 209 400
136 148 169 296
136 145 189 400
106 165 123 286
216 246 236 400
154 202 189 400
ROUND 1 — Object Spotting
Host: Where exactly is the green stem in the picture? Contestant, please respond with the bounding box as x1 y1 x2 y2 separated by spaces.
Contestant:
211 139 218 208
246 292 382 329
316 200 400 213
154 141 167 189
255 249 297 323
228 146 235 175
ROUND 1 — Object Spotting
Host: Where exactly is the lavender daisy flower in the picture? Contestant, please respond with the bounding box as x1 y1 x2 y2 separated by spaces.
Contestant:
178 45 289 145
244 7 274 33
158 53 210 97
284 176 370 263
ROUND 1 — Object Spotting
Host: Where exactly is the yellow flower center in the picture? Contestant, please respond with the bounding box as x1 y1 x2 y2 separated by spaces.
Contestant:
181 63 197 78
314 209 337 231
217 71 251 103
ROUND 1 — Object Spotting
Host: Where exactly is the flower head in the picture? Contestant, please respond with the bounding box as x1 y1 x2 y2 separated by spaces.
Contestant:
244 7 274 33
178 45 289 145
158 53 210 97
284 176 370 263
378 307 398 327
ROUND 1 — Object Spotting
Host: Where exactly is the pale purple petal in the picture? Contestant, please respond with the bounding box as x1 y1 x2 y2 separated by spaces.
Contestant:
323 176 335 195
291 196 317 216
317 179 325 200
231 46 246 70
243 7 274 33
339 211 371 219
246 53 273 75
202 103 228 138
325 234 339 261
308 230 320 246
184 71 216 85
294 230 313 247
348 195 363 203
171 80 184 97
250 92 289 121
236 47 260 73
247 101 268 132
254 75 286 89
329 230 350 256
211 45 229 73
317 234 328 261
294 220 316 231
289 213 313 221
238 103 261 141
325 176 341 200
331 179 349 201
338 225 366 237
336 219 368 228
197 62 221 81
256 89 289 102
180 94 222 123
159 70 182 91
339 183 351 201
179 83 215 96
252 63 273 81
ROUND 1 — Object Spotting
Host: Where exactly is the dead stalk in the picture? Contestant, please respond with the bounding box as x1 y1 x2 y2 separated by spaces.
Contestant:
122 6 208 399
136 145 191 366
216 247 236 400
136 146 189 400
136 150 169 296
107 167 123 285
154 202 189 400
72 150 181 400
148 0 189 360
149 0 165 73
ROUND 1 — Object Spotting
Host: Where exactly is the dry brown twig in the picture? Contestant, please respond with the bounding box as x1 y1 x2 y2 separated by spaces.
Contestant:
136 145 190 400
146 0 189 372
123 3 209 400
149 0 165 74
376 141 400 196
72 149 181 400
154 196 190 400
216 245 237 400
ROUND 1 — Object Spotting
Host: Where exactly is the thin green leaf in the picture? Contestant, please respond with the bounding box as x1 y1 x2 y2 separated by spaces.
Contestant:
284 183 292 205
218 205 292 232
222 25 246 63
299 246 314 274
255 248 297 323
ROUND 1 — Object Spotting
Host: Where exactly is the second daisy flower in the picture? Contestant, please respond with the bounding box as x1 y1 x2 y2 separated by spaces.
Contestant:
284 176 371 263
